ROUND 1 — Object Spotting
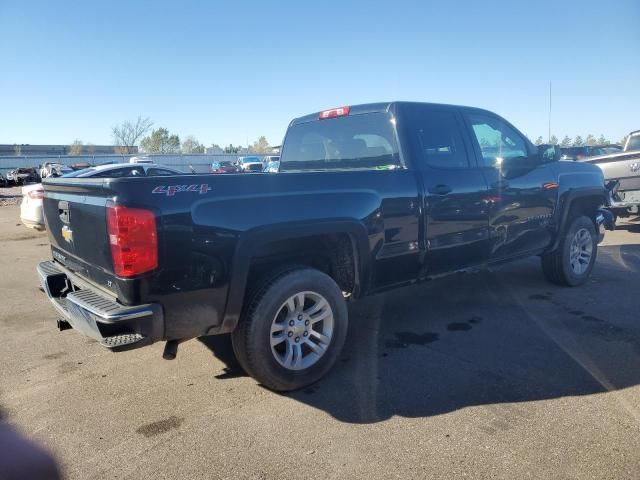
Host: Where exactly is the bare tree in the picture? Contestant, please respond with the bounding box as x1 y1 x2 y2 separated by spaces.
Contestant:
181 135 205 154
69 140 83 156
112 116 153 153
249 136 271 154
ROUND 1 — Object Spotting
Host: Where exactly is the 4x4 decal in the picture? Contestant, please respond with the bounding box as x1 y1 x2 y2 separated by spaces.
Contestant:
152 184 211 196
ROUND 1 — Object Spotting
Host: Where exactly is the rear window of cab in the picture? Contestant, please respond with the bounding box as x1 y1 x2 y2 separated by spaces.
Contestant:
280 113 401 171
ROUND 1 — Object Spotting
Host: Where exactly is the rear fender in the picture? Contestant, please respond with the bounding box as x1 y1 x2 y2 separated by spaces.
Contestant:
549 187 607 252
214 220 371 334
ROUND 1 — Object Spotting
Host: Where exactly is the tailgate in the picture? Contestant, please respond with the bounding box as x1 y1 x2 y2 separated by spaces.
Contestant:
42 179 114 287
586 152 640 191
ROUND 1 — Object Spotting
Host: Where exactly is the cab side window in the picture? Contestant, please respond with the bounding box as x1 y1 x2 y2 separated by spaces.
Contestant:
405 109 470 169
466 113 528 167
147 168 177 176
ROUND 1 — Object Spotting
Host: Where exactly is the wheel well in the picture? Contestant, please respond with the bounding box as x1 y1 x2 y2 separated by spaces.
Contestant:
568 195 603 229
247 233 357 296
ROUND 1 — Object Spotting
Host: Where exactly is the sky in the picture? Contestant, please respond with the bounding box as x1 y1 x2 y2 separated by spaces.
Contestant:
1 0 639 148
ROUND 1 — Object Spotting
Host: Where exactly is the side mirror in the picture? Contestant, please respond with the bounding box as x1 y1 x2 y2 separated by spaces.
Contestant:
537 144 560 163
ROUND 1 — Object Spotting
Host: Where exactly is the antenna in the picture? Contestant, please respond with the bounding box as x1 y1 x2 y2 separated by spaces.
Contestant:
548 81 552 143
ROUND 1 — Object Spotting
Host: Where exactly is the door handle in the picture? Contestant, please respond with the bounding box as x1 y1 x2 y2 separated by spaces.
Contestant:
428 184 452 195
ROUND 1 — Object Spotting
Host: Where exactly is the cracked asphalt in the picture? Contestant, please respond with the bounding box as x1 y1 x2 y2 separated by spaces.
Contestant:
1 203 639 479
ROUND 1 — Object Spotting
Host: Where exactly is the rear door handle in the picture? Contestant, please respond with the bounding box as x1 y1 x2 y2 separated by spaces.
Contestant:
428 184 452 195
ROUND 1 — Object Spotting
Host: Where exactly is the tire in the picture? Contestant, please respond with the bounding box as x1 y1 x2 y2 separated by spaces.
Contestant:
231 268 348 391
542 215 597 286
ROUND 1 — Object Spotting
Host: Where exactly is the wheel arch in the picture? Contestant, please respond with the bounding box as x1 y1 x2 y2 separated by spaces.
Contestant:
549 187 606 252
215 220 371 334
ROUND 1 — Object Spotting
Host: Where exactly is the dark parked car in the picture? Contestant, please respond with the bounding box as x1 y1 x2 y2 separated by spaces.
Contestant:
38 101 613 391
560 145 623 161
210 160 240 174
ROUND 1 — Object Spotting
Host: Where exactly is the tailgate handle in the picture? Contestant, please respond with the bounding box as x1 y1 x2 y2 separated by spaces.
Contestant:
58 201 70 224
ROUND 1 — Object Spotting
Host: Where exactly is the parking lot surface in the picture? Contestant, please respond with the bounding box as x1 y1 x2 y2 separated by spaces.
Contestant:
1 203 639 479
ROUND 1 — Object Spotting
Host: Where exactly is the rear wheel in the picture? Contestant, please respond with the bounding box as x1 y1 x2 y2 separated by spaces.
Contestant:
542 215 597 286
231 268 348 391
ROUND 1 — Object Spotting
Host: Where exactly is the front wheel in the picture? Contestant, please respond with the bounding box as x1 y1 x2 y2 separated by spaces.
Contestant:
231 268 348 391
542 215 597 286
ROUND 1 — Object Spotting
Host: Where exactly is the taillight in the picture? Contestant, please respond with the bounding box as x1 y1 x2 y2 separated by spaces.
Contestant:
106 204 158 277
27 189 44 199
319 106 350 119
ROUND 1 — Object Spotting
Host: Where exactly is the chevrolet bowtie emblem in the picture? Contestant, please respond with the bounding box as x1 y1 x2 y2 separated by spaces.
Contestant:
61 225 73 243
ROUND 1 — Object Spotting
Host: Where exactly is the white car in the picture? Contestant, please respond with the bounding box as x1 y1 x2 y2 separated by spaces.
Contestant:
20 183 45 230
41 162 72 178
20 163 183 230
129 156 153 164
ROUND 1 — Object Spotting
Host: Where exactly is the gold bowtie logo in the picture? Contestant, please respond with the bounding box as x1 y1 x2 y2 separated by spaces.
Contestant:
61 225 73 243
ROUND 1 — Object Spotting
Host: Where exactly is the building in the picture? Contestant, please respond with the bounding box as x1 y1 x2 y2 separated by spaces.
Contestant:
0 144 138 156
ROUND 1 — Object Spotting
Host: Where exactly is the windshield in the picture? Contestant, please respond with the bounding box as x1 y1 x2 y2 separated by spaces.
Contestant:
280 113 401 171
627 135 640 151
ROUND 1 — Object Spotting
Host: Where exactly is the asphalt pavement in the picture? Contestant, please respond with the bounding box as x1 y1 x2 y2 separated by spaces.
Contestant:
1 203 639 479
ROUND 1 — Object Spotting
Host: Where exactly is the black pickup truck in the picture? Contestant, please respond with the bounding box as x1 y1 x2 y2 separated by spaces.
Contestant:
38 102 614 391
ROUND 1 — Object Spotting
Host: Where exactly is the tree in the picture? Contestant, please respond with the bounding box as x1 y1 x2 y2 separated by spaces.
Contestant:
250 136 271 154
224 144 242 154
549 135 559 145
534 136 544 145
574 135 584 146
112 116 153 154
140 128 180 153
181 135 205 154
597 134 608 145
68 140 83 155
560 135 572 147
584 134 597 146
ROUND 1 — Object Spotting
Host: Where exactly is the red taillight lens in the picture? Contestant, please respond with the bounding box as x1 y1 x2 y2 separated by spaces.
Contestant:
27 189 44 199
106 205 158 277
319 106 350 119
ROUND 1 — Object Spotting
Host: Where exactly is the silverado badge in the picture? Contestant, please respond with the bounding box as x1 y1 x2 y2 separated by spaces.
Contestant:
61 225 73 243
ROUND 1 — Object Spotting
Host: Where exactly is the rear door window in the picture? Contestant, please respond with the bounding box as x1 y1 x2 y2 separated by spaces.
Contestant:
402 108 471 169
280 113 401 171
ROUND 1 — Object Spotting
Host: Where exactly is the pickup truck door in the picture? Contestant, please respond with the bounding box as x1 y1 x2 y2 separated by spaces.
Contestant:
399 104 491 275
462 110 557 260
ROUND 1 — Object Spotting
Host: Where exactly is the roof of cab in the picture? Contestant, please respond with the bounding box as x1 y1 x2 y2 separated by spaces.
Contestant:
288 101 486 127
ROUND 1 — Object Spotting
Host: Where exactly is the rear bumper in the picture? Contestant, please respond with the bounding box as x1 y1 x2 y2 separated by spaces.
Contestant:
37 260 164 351
610 189 640 210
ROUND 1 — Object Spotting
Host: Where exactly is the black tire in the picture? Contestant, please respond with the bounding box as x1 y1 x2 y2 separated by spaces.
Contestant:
231 268 348 391
542 215 597 286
